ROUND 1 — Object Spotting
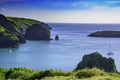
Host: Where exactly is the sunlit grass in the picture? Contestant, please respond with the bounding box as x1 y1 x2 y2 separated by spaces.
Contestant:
0 67 120 80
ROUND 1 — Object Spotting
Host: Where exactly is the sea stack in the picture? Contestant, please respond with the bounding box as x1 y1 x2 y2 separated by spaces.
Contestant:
55 35 59 40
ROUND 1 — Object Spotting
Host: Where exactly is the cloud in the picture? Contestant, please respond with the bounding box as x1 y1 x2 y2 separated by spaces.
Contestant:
92 6 108 10
106 1 120 4
69 2 90 8
0 8 7 11
2 7 120 23
112 7 120 10
45 1 91 10
0 8 6 11
91 6 120 11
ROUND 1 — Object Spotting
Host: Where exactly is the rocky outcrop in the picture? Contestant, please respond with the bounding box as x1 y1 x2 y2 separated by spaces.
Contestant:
17 34 26 43
55 35 59 40
0 14 18 32
25 24 50 40
0 26 19 48
88 31 120 37
75 52 117 72
0 14 52 48
41 22 52 30
0 14 26 48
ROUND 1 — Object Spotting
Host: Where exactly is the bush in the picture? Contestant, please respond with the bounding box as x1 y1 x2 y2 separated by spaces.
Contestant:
76 68 105 78
0 68 8 80
5 67 37 80
28 69 69 80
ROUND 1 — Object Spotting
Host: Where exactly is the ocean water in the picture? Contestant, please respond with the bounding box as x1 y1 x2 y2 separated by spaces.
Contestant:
0 23 120 71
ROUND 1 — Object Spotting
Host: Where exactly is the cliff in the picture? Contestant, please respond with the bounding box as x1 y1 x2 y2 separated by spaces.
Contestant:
0 14 51 48
25 24 50 40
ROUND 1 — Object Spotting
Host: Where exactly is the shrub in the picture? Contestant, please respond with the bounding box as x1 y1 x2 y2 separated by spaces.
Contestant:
76 68 105 78
28 69 69 80
5 67 37 80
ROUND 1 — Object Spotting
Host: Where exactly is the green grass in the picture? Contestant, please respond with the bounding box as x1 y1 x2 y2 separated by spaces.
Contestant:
75 68 105 78
0 67 120 80
42 68 120 80
7 17 39 28
0 26 5 32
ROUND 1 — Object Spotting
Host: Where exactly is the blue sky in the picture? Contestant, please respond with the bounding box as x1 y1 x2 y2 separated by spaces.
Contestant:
1 0 120 23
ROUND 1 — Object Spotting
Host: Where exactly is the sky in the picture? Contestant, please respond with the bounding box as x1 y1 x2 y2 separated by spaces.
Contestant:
1 0 120 23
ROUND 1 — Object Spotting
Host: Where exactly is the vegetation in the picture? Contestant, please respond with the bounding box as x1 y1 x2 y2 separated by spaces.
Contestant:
0 14 51 48
88 31 120 37
75 52 117 72
0 67 120 80
7 17 40 33
0 26 19 48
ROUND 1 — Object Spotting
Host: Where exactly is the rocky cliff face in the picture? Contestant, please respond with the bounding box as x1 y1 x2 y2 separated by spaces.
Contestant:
0 14 51 48
25 24 50 40
75 52 117 72
0 15 18 48
0 32 19 48
0 14 17 32
0 14 26 48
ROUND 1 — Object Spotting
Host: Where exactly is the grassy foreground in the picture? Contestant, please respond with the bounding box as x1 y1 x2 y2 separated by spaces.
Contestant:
0 67 120 80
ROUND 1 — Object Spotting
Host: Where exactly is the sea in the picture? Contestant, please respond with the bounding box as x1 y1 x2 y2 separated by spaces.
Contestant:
0 23 120 71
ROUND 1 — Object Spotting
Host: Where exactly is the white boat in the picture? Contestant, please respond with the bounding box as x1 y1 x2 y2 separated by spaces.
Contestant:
107 44 114 56
10 49 12 53
107 51 114 55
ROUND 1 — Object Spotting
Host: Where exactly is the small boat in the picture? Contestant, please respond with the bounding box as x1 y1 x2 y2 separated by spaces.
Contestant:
10 49 12 53
107 52 114 55
107 44 114 56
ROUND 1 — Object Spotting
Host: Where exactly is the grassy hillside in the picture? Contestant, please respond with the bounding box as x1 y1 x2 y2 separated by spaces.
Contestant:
7 17 40 33
0 67 120 80
0 14 51 47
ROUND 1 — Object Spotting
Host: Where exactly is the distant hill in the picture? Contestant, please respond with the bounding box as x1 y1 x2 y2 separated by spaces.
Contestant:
0 14 51 48
88 31 120 38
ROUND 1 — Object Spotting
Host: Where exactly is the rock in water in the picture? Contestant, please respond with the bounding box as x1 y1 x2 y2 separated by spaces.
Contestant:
25 24 51 40
75 52 117 72
55 35 59 40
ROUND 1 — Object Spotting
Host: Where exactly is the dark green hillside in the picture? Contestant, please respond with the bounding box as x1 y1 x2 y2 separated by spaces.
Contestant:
7 17 40 33
0 26 19 48
88 31 120 37
0 14 51 48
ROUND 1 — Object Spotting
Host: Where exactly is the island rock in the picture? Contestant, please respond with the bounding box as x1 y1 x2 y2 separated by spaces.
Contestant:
75 52 117 72
88 31 120 37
